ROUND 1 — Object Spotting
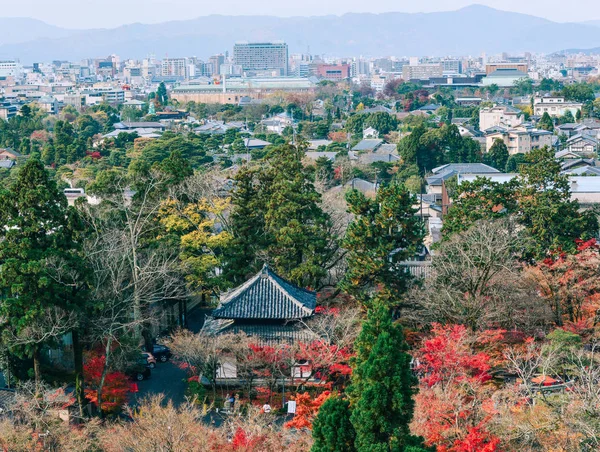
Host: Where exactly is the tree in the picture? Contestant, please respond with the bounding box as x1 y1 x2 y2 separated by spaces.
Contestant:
226 145 335 288
0 159 89 390
412 324 500 451
349 297 428 452
442 177 519 238
504 153 526 172
483 139 509 171
341 182 424 303
518 147 598 258
365 112 399 135
561 109 575 124
561 83 595 103
538 112 554 131
156 82 168 105
311 395 356 452
411 219 551 332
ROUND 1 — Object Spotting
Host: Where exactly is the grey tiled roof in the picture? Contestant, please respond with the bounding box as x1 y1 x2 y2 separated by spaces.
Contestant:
202 317 317 345
212 265 316 320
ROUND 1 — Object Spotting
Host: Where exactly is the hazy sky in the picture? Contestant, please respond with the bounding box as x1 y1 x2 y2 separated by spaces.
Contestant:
3 0 600 28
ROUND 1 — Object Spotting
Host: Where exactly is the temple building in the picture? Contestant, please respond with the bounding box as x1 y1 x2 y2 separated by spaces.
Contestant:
202 264 317 345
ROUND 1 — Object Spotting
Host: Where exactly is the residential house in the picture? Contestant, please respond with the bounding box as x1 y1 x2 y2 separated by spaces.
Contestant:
564 134 598 157
426 163 501 200
457 124 483 138
485 126 553 155
479 105 524 132
359 105 393 115
351 139 383 152
363 127 379 139
0 149 20 160
243 138 271 150
533 95 583 118
259 112 294 134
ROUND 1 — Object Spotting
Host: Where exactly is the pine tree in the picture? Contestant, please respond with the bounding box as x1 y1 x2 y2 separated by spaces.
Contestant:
312 395 356 452
0 159 89 388
484 138 509 171
226 145 333 288
341 182 424 303
539 112 554 131
156 82 168 105
348 296 428 452
224 167 267 284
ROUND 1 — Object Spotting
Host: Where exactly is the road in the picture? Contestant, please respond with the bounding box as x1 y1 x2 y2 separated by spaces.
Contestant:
129 307 209 408
131 359 188 407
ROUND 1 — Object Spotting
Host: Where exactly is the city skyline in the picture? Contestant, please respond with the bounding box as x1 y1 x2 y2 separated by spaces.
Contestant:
2 1 600 29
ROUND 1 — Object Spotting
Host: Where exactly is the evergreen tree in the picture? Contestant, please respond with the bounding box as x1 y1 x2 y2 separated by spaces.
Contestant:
156 82 168 105
0 160 89 388
223 167 266 284
341 182 424 303
226 145 334 288
312 395 356 452
539 112 554 131
484 138 509 171
349 297 428 452
263 145 333 287
518 146 598 258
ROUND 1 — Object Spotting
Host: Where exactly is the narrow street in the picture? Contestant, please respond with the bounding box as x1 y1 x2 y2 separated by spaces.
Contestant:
129 307 209 407
131 360 187 407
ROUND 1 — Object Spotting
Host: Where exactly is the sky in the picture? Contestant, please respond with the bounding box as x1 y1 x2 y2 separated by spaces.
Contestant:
2 0 600 29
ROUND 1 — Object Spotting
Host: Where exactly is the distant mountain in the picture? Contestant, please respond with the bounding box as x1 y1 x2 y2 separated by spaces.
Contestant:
582 20 600 27
0 18 74 46
553 47 600 56
3 5 600 63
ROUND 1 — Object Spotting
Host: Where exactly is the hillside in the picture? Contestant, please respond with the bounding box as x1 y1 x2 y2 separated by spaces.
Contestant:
1 5 600 62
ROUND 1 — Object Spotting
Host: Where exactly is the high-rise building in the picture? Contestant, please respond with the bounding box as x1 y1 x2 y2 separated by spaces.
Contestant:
233 42 288 76
442 59 463 75
402 63 443 81
161 58 188 78
209 54 225 76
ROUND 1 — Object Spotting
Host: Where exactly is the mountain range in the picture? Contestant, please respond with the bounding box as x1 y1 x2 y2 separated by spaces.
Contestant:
1 5 600 63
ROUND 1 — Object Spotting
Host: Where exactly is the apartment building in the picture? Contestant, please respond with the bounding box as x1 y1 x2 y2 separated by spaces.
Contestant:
479 105 524 132
161 58 189 78
533 95 583 117
233 42 288 76
402 63 443 81
485 126 553 154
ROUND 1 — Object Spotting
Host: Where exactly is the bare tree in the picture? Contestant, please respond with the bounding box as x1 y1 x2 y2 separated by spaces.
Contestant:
408 219 552 332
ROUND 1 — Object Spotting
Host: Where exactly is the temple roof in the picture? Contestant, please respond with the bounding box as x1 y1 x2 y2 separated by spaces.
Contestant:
212 264 316 320
202 317 318 345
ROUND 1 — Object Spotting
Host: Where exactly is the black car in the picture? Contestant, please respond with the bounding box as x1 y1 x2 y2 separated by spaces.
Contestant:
150 344 172 363
129 360 152 381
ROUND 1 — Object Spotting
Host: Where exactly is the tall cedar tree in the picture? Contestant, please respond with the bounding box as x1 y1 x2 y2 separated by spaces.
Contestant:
224 167 270 285
348 297 429 452
341 182 424 303
226 145 332 288
0 159 89 386
311 395 356 452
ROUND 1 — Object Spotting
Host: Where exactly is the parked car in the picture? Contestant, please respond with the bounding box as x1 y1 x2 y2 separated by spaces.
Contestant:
151 344 172 363
142 352 157 369
129 363 151 381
